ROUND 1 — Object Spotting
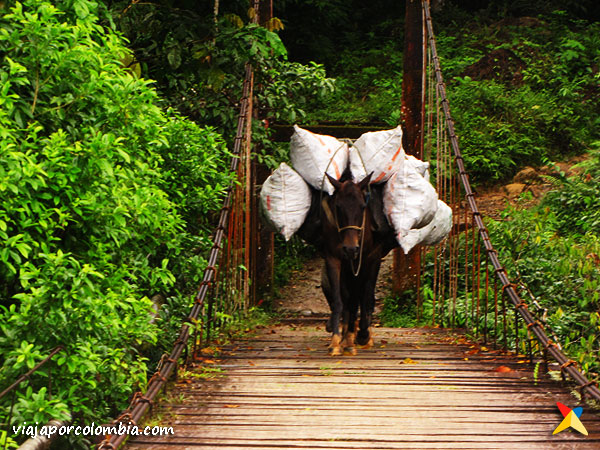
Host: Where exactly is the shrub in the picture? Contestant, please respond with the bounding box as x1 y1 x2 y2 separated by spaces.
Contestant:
542 145 600 235
487 202 600 376
0 0 231 436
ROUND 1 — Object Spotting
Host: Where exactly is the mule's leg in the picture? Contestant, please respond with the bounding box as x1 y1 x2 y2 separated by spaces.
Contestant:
356 314 374 348
341 279 358 355
341 312 357 355
356 259 381 348
321 263 334 333
322 263 343 334
323 258 343 356
340 309 358 355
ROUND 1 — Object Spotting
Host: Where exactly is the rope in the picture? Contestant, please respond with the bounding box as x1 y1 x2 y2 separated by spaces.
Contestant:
350 209 367 277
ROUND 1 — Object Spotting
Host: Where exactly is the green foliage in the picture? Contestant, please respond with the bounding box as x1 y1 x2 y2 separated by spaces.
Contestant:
271 235 316 297
435 12 600 184
303 42 403 125
447 77 586 182
486 202 600 376
111 1 335 135
300 6 600 184
158 118 232 234
543 144 600 235
379 292 420 328
0 0 231 435
258 60 335 125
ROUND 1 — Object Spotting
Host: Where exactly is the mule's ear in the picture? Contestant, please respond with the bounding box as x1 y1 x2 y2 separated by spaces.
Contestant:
325 173 342 192
358 172 373 190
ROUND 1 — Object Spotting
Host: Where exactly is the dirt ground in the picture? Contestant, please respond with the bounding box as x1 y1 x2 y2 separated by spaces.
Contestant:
273 250 395 317
273 155 588 317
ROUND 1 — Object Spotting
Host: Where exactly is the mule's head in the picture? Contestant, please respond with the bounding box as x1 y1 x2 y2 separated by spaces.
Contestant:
326 173 372 260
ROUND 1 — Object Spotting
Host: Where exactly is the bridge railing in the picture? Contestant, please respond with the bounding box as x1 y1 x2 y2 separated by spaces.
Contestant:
421 0 600 402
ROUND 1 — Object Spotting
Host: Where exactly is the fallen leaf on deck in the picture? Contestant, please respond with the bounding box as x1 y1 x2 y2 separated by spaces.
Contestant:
495 366 513 372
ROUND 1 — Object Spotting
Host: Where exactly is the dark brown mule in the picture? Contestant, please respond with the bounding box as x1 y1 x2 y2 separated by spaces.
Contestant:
297 170 397 356
317 173 397 356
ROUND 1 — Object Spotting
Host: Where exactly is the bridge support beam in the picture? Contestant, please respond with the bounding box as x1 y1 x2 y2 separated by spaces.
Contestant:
253 0 275 303
392 0 426 297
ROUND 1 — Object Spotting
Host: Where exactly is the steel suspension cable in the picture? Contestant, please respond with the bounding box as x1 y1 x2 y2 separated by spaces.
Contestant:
423 0 600 401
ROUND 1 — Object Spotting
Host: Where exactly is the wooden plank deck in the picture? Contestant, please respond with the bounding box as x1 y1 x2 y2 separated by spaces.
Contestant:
126 322 600 449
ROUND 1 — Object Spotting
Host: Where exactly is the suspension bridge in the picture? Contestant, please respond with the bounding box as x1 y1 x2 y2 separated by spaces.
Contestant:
95 1 600 448
4 1 599 449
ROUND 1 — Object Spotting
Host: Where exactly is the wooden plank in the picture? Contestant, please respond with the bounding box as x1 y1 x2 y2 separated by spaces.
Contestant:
124 325 600 450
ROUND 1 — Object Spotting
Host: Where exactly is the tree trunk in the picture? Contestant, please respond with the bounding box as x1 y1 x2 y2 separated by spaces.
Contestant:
392 0 425 296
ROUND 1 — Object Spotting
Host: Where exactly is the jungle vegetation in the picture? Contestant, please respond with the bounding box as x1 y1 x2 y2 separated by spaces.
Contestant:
0 0 598 447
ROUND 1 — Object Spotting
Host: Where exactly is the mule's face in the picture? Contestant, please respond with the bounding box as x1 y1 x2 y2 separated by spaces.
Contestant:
326 174 372 261
335 182 366 260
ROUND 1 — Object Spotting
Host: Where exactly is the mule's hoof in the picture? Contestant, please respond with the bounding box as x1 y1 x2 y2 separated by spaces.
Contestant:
344 346 357 356
356 329 371 346
359 338 374 349
329 346 342 356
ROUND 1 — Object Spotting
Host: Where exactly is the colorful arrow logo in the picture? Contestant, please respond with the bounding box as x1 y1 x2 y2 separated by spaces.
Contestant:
553 402 588 436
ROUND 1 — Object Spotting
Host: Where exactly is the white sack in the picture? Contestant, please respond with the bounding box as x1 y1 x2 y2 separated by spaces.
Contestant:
405 154 430 181
383 163 439 242
397 200 453 254
349 125 405 184
290 125 348 195
260 162 311 241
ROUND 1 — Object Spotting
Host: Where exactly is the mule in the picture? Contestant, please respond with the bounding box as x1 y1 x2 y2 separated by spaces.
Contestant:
299 172 397 356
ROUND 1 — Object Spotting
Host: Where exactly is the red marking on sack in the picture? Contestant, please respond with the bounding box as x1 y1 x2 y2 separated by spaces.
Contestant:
391 146 403 161
373 172 386 183
332 161 341 179
267 195 271 210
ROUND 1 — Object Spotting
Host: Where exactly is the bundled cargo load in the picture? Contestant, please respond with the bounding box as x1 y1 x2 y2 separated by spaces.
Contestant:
349 125 405 184
383 162 439 242
260 124 452 248
396 199 453 254
405 154 430 181
290 125 349 195
260 162 312 241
